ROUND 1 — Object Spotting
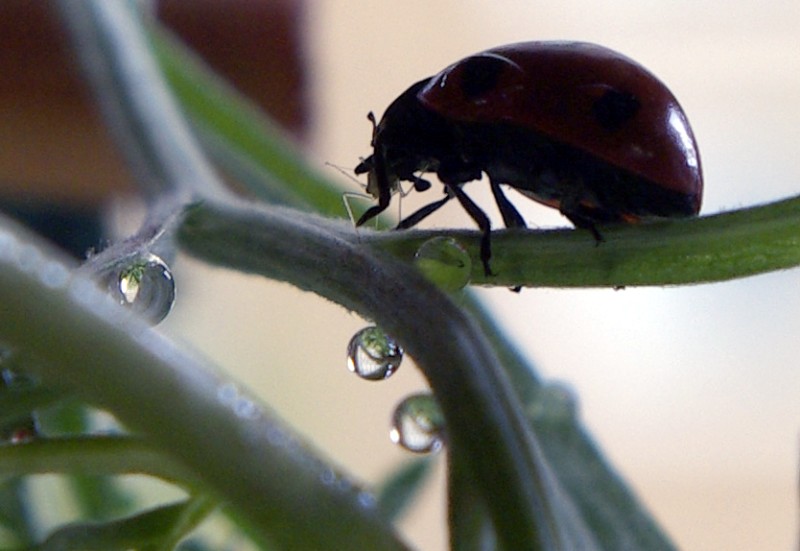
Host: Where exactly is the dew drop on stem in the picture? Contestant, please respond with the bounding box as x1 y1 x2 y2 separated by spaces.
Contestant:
346 326 403 381
104 253 175 324
389 393 445 454
414 236 472 292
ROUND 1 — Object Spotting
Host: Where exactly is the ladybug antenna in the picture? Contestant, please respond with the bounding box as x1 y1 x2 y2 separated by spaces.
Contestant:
367 112 378 146
324 161 365 187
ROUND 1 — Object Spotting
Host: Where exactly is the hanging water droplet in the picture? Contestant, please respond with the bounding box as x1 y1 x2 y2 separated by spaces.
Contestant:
414 237 472 292
105 254 175 324
347 326 403 381
390 393 445 454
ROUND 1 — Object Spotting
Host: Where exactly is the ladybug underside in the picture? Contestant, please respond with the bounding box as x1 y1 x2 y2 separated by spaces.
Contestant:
395 121 697 224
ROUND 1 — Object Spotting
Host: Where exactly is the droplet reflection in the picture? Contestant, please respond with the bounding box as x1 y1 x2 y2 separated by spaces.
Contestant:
105 253 175 324
414 237 472 292
346 326 403 381
390 393 445 454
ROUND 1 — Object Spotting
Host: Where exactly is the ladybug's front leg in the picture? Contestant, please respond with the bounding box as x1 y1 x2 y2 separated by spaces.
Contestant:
410 174 432 192
356 149 393 227
397 194 452 229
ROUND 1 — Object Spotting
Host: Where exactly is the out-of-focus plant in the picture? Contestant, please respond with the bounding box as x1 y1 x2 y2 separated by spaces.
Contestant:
1 2 799 550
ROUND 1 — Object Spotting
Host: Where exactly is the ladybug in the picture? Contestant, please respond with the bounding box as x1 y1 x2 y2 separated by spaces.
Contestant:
354 41 702 276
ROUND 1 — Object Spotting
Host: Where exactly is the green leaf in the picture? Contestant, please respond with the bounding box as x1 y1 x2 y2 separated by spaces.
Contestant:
25 499 209 551
377 458 435 521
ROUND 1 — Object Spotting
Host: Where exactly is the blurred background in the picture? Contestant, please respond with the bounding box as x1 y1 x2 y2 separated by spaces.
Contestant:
2 1 799 549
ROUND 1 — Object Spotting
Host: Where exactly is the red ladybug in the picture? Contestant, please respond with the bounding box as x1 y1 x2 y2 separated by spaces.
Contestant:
355 41 703 276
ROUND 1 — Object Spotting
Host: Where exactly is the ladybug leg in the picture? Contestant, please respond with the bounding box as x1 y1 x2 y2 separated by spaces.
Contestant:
354 155 372 175
564 212 605 244
589 224 604 244
447 184 495 276
356 188 391 226
411 175 432 192
559 182 605 244
396 195 452 229
356 149 393 227
490 181 526 229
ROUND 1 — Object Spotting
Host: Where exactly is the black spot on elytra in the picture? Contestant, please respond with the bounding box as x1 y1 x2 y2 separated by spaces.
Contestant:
459 55 507 100
592 89 641 130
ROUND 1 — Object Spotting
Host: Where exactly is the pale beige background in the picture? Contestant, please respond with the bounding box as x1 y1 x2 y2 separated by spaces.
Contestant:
163 1 800 549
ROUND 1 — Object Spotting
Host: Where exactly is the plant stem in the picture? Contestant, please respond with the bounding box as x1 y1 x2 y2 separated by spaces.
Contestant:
364 193 800 287
0 436 196 487
0 219 408 551
179 200 598 550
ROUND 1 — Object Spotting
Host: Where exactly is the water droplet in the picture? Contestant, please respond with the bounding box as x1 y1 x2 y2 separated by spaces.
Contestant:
105 254 175 324
389 393 445 454
16 244 43 274
217 382 238 405
234 396 259 420
39 260 70 289
320 468 337 485
414 237 472 292
346 326 403 381
357 491 377 509
217 382 261 421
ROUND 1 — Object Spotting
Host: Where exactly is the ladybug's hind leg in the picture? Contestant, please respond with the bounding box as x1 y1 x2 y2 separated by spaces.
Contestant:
490 181 526 229
447 184 494 277
564 212 605 245
559 186 605 244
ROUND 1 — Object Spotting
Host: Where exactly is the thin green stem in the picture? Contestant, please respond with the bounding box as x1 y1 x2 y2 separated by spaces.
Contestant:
0 436 196 488
365 194 800 287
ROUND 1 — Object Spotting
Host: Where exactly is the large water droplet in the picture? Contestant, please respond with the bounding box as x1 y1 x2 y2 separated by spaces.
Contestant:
414 237 471 292
105 254 175 324
390 393 445 454
347 326 403 381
